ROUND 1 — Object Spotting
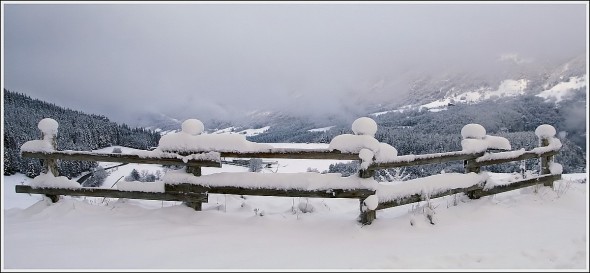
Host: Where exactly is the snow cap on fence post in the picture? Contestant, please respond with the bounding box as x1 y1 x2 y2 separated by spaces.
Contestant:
461 124 486 140
181 119 204 136
359 148 375 170
352 117 378 137
38 118 59 140
535 124 556 140
460 123 488 153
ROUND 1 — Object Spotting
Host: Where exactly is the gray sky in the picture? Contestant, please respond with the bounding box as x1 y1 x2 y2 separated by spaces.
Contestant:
3 3 587 125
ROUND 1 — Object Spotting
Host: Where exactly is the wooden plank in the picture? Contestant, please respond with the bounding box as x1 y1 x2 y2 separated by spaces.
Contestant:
169 149 359 160
368 152 483 170
358 169 375 179
15 185 208 203
376 184 482 210
469 174 561 199
165 184 375 199
220 150 360 160
472 150 559 167
184 201 202 211
21 151 221 168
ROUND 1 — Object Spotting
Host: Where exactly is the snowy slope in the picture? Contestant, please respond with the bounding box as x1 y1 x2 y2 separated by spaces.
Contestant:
2 144 588 270
308 126 335 132
537 75 587 103
368 54 586 116
209 126 271 137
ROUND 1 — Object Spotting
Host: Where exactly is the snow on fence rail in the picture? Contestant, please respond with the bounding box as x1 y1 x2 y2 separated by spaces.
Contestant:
16 118 562 225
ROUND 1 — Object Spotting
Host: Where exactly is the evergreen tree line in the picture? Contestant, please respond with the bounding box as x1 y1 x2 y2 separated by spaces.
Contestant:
3 89 161 178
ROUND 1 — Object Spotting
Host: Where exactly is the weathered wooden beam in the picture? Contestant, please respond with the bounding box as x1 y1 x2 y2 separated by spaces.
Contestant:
46 194 60 203
219 150 360 160
376 174 561 211
376 184 482 210
368 152 483 170
468 174 561 199
21 151 221 168
184 201 202 211
165 184 375 199
15 185 208 203
472 150 559 167
186 166 202 176
169 149 360 160
358 169 375 179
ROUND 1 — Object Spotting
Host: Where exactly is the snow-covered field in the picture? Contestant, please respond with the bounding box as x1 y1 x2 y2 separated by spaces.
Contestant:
2 144 588 270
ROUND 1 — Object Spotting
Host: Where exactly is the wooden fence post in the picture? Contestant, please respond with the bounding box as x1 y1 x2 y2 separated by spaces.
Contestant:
462 124 484 199
464 159 480 174
464 158 484 199
359 197 376 225
358 166 376 225
538 136 555 188
39 119 60 203
184 166 203 210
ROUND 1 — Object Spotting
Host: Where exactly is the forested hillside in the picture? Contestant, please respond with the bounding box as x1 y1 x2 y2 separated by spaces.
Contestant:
3 89 161 178
250 93 586 176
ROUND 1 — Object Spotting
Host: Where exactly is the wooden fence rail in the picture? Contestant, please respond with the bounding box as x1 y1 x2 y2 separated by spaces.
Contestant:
21 151 221 168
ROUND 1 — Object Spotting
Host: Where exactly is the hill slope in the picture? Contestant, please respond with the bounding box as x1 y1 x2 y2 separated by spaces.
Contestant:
3 89 161 178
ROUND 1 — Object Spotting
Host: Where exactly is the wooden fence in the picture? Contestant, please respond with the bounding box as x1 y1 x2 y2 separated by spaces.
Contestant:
15 120 562 225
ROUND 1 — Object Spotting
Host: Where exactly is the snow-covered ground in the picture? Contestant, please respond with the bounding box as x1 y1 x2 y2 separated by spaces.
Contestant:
2 144 588 270
209 126 270 137
537 75 587 103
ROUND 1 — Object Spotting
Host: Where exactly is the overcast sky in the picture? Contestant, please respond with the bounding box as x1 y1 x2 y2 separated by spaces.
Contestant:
3 3 587 125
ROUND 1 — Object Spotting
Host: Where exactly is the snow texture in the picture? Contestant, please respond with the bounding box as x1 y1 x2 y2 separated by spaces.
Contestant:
549 162 563 175
163 170 377 191
374 151 478 165
359 149 375 170
117 181 165 193
531 137 562 154
308 126 335 132
210 126 270 136
159 132 273 153
376 173 488 202
362 195 378 211
239 126 270 136
535 124 557 139
483 135 511 150
352 117 378 137
461 124 486 139
30 173 81 189
537 75 587 103
20 140 55 153
328 134 380 153
462 135 511 153
476 149 525 162
131 149 220 163
297 201 315 213
38 118 58 137
374 142 398 162
181 119 204 135
461 139 489 153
